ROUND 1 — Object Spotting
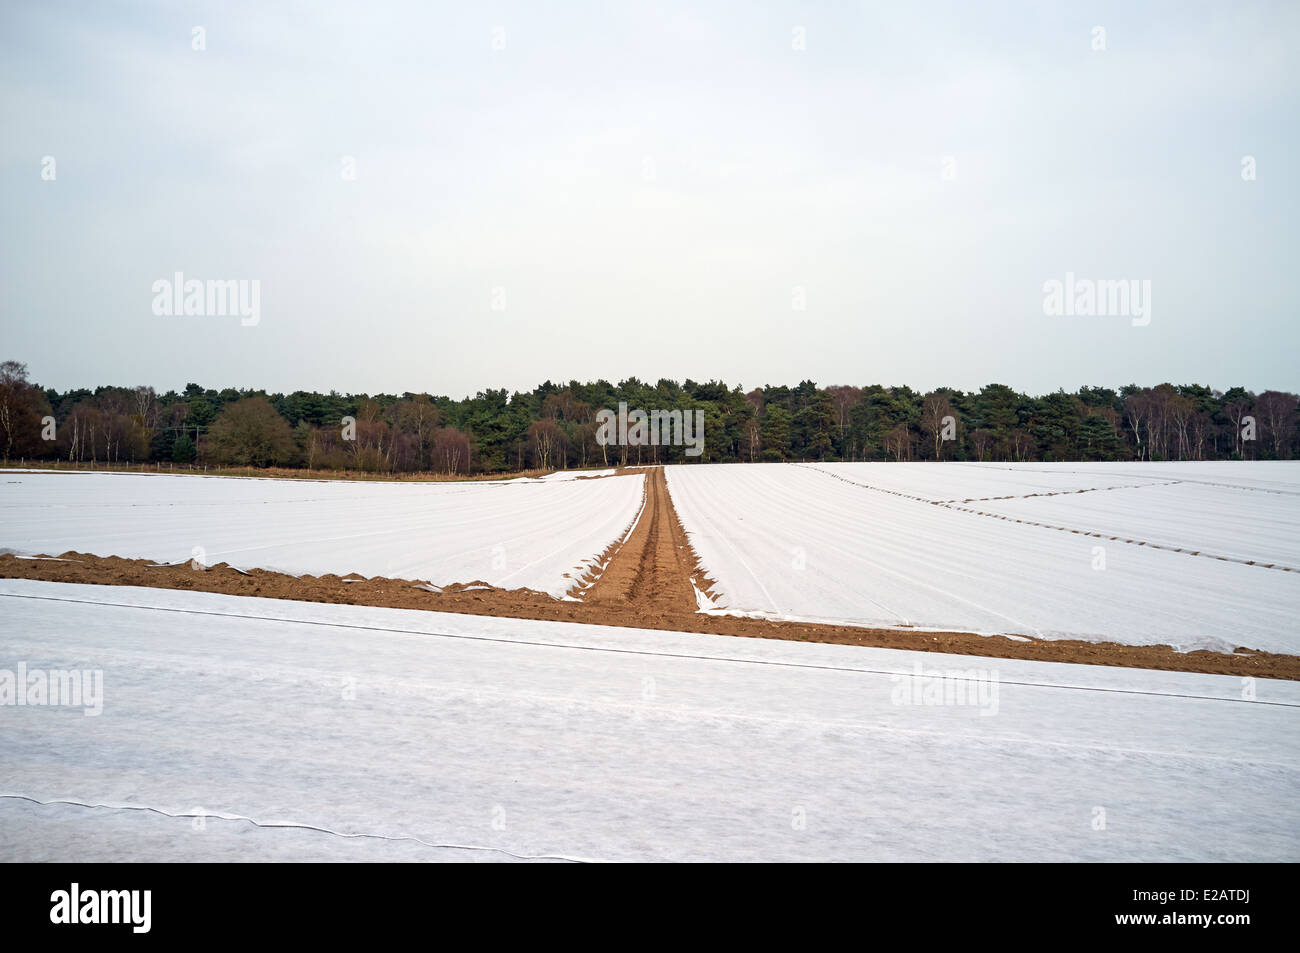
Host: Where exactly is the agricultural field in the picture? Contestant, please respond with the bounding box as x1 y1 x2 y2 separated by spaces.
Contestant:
4 0 1298 899
3 579 1296 862
2 462 1298 864
0 469 645 599
667 461 1300 655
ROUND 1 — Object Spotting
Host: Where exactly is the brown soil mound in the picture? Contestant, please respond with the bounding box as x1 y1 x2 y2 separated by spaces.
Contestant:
3 466 1296 680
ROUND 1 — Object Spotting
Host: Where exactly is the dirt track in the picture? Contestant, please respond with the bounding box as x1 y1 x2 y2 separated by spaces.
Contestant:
2 466 1297 680
585 468 714 616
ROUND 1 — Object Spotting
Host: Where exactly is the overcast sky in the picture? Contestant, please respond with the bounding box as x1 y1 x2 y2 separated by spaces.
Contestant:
2 1 1296 398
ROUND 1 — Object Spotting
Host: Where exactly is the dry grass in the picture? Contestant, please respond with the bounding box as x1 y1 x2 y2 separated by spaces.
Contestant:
0 459 556 483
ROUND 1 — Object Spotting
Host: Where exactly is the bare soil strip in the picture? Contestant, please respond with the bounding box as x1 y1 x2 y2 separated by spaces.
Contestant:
584 467 717 616
3 465 1297 679
1 462 558 483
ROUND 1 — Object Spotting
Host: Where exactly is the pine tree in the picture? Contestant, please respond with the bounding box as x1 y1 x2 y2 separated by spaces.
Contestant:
172 432 197 463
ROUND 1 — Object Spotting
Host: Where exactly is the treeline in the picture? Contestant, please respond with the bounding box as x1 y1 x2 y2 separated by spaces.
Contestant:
1 360 1297 472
